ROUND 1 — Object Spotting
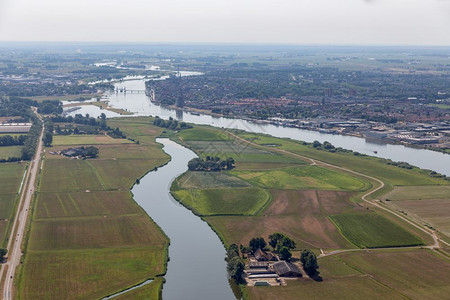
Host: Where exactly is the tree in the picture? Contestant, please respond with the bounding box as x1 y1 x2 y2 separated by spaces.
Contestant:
268 232 296 252
279 246 292 261
300 249 319 277
43 131 53 146
249 237 267 253
227 256 245 284
0 248 7 259
227 244 239 260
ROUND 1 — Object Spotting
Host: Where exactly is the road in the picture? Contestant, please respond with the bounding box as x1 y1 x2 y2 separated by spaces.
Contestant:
1 110 44 300
227 130 446 256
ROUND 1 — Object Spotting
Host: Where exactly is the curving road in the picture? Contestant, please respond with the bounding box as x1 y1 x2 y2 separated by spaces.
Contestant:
1 110 44 300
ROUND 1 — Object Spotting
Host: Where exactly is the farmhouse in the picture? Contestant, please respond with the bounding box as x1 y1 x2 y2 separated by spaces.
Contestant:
273 261 302 277
254 248 278 262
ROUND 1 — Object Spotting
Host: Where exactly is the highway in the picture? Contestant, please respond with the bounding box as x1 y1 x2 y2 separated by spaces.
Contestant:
1 110 44 300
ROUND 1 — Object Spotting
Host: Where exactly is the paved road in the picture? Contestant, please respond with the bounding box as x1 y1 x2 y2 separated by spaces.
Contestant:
227 131 446 256
1 110 44 300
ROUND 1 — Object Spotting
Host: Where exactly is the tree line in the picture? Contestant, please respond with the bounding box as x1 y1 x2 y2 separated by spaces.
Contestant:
187 156 235 171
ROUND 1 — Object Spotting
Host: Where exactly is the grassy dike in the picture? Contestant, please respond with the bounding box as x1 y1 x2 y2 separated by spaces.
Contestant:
168 125 450 299
17 118 171 299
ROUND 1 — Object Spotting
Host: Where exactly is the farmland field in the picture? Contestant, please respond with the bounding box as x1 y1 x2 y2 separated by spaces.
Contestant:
337 250 450 300
330 213 424 248
19 248 166 300
383 185 450 201
205 190 358 250
53 134 133 146
232 166 368 191
176 171 252 189
19 121 171 299
178 127 232 141
0 145 22 159
236 131 448 186
115 277 164 300
0 162 26 244
172 187 270 216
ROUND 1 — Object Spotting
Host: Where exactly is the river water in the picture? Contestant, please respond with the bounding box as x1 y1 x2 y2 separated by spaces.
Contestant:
131 139 235 300
70 77 450 176
66 75 450 299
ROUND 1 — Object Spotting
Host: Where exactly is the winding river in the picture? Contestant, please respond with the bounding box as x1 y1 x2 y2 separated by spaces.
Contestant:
131 139 235 300
66 74 450 299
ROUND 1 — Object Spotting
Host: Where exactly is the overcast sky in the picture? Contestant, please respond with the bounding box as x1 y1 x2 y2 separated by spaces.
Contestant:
0 0 449 45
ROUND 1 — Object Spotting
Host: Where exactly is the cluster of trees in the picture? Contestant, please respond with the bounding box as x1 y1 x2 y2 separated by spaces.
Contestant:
153 116 192 131
225 244 245 284
268 233 296 261
43 120 53 146
0 135 26 147
383 159 413 169
50 114 125 139
187 156 235 171
300 249 319 277
0 248 6 260
247 233 297 261
20 114 42 161
37 100 63 115
0 97 36 119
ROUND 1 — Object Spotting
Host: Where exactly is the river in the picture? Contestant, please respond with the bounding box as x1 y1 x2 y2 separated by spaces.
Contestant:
69 76 450 176
131 139 235 300
66 75 450 299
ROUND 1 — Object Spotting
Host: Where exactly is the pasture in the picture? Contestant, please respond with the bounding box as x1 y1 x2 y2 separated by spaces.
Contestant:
383 185 450 201
19 248 166 300
0 145 22 159
172 187 270 216
205 190 358 250
178 127 232 141
20 121 171 299
337 249 450 300
236 131 448 186
232 166 367 191
330 213 423 248
175 171 252 189
53 134 133 146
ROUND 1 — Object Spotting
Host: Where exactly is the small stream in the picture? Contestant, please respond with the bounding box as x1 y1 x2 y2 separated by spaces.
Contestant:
130 138 235 300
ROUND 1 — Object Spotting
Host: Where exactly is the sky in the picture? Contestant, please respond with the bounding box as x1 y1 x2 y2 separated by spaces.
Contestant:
0 0 449 45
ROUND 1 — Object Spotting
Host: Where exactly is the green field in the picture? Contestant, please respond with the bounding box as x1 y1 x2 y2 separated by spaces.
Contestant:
236 131 448 186
115 277 164 300
176 171 251 189
232 166 368 191
19 121 171 299
178 127 232 141
0 162 26 244
172 187 270 216
205 190 357 250
53 134 133 146
19 248 166 300
337 250 450 300
383 185 450 201
330 213 424 248
0 145 22 159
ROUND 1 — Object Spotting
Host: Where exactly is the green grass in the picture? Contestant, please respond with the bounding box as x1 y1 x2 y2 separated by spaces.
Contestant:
178 127 232 141
172 187 270 216
337 249 450 300
0 145 22 159
114 277 164 300
19 120 171 299
232 166 368 191
176 171 252 189
383 185 450 201
330 213 424 248
53 134 133 146
19 248 166 300
236 131 448 186
428 103 450 109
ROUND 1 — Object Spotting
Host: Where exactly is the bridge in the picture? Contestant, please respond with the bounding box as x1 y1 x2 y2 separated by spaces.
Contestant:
115 87 146 94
